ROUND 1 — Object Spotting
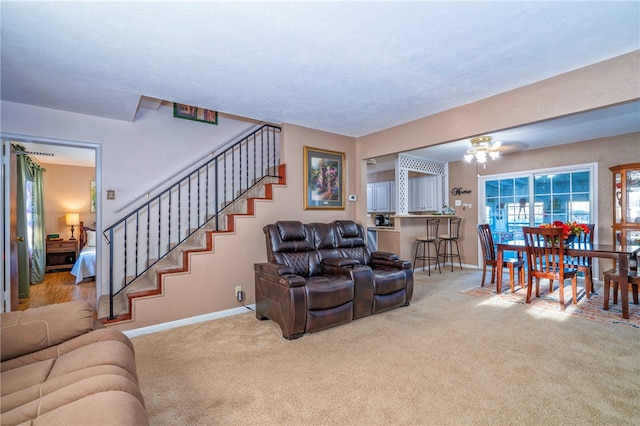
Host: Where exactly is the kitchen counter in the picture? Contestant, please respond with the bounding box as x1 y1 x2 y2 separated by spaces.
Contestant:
368 214 457 261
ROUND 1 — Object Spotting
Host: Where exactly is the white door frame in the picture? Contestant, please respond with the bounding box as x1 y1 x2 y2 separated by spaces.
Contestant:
1 133 102 312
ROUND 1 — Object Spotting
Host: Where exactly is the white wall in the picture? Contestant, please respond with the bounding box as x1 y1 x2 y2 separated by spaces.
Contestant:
1 100 261 295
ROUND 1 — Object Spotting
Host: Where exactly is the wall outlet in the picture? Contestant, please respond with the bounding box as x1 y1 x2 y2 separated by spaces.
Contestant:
235 286 243 301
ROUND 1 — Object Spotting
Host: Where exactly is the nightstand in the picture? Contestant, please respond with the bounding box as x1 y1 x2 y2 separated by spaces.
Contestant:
45 240 79 272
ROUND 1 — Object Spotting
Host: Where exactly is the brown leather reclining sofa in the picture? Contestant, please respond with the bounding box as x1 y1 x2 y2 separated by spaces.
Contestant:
254 220 413 339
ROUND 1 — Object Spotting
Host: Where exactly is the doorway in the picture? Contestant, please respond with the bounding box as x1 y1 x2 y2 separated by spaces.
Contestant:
2 134 101 313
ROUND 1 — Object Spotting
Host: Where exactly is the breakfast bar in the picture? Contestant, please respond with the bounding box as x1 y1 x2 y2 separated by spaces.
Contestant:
368 214 457 261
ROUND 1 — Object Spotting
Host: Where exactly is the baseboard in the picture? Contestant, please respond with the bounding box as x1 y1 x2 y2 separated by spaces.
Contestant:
123 305 256 338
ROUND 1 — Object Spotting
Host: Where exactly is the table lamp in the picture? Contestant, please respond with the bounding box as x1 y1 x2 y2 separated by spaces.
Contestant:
66 213 80 240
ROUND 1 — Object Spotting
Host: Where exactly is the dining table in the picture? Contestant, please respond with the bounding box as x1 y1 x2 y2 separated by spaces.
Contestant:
495 240 640 319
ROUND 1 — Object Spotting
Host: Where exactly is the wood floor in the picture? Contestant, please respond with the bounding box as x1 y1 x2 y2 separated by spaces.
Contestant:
18 271 96 311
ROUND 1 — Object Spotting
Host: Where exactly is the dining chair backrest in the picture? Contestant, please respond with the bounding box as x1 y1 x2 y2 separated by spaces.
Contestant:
631 247 639 274
425 218 440 241
522 226 569 279
477 224 496 262
570 223 595 265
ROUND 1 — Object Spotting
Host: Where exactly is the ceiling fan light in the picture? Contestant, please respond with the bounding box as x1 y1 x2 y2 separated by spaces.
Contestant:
464 135 501 164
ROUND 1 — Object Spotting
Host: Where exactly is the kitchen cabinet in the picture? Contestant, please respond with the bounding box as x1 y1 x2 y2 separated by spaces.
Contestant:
367 181 395 212
611 163 640 246
409 175 440 212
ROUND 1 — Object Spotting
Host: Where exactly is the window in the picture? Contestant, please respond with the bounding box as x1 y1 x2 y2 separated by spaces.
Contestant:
479 164 597 245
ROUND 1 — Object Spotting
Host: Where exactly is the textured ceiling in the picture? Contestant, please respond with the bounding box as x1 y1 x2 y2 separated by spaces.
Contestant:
2 1 639 141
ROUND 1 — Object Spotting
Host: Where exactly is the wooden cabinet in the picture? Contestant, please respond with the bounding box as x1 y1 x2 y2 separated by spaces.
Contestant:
46 240 78 272
367 181 395 212
610 163 640 246
409 175 441 212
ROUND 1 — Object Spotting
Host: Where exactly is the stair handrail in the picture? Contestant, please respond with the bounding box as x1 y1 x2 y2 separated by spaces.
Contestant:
102 124 281 319
114 122 270 214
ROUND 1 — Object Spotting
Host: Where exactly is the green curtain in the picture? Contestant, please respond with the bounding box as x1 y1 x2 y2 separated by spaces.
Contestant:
15 146 32 298
14 144 46 298
30 165 46 285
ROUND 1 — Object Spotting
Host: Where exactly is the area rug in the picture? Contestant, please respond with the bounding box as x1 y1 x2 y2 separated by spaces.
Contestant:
462 282 640 329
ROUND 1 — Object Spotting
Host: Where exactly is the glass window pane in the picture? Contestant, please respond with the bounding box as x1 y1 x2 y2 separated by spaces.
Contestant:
499 179 514 196
515 177 529 197
572 171 590 193
485 180 499 198
534 175 551 194
553 173 571 193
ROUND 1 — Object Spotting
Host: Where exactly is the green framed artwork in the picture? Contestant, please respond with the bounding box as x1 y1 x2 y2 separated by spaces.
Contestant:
90 181 96 213
303 146 345 210
173 103 218 125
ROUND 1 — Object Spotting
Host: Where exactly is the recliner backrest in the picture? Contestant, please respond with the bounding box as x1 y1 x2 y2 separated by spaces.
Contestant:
263 221 320 277
309 222 342 263
333 220 372 265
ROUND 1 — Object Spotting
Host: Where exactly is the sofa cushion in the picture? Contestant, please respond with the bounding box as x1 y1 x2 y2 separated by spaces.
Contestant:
334 220 360 238
1 301 94 362
305 275 354 310
2 375 146 426
373 268 409 295
23 390 149 426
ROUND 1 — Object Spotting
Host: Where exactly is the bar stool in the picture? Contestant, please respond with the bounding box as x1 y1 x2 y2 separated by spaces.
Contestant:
438 217 462 272
413 218 441 275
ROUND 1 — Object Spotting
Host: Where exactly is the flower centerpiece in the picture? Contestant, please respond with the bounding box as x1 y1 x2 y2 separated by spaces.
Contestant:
540 220 590 244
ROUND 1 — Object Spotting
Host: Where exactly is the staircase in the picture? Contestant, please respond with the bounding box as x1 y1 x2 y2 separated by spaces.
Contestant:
98 125 283 324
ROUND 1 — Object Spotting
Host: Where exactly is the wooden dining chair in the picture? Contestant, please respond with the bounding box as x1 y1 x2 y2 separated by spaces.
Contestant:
563 224 595 298
602 248 639 309
476 224 525 292
522 226 578 310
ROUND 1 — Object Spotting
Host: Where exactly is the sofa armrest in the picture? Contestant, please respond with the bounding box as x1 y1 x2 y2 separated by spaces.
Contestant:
372 251 412 269
1 301 95 362
322 258 360 268
254 263 306 287
372 251 400 262
255 262 294 277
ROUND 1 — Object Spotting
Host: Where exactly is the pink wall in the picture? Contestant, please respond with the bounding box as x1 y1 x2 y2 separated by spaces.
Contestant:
42 163 96 239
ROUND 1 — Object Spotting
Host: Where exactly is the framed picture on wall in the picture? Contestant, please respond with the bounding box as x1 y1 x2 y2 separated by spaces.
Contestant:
303 146 345 210
173 103 218 125
90 181 96 213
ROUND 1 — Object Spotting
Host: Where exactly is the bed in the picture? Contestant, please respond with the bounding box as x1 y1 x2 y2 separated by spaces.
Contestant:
70 222 97 284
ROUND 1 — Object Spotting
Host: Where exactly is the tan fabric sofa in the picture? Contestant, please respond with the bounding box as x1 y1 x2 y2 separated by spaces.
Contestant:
1 301 149 425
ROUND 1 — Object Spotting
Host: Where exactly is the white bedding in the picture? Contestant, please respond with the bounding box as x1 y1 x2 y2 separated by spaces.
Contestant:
70 245 96 284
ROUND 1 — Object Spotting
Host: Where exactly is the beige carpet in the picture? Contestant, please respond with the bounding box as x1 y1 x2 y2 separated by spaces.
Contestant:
131 269 640 425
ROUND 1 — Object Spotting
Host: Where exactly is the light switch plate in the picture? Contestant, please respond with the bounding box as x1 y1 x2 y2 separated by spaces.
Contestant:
454 199 462 206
